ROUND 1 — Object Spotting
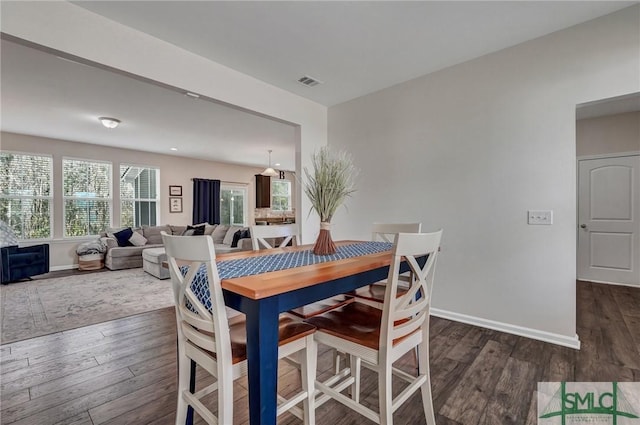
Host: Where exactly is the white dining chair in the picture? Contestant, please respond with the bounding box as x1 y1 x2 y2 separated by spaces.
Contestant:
250 223 353 375
250 224 353 319
307 230 442 425
250 223 300 250
161 232 317 425
347 223 422 308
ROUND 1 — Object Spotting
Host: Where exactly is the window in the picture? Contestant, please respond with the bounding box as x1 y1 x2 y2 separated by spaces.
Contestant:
120 165 159 227
220 184 247 226
0 152 53 239
63 158 111 237
271 180 292 211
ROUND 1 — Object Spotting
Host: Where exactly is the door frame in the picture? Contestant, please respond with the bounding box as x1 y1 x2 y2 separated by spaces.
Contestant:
576 151 640 287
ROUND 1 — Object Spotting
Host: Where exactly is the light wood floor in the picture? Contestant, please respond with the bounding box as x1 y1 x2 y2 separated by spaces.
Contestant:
1 281 638 425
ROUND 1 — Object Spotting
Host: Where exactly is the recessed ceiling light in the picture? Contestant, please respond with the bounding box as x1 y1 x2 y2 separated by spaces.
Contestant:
170 147 178 151
275 163 281 167
99 117 120 129
185 92 200 99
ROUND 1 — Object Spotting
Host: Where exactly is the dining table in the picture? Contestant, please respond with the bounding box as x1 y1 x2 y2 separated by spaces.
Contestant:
188 239 412 425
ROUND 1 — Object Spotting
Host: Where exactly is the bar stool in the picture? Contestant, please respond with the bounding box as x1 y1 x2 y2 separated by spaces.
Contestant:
162 232 317 425
307 230 442 425
347 222 422 308
250 224 353 320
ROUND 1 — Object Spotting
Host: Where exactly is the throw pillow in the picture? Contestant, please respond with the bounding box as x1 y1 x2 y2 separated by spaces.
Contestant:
181 224 205 236
128 231 148 247
170 225 187 236
0 220 19 248
223 226 243 246
113 228 134 247
193 222 217 236
211 225 229 244
231 229 243 248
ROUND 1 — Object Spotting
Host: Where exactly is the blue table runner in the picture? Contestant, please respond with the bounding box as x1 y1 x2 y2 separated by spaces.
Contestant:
182 241 393 311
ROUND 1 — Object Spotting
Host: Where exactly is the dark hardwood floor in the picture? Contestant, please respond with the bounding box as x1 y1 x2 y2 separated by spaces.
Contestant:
1 280 638 425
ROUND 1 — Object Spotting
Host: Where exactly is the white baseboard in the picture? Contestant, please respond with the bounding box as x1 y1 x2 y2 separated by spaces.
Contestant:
577 278 640 289
50 264 78 271
430 308 581 350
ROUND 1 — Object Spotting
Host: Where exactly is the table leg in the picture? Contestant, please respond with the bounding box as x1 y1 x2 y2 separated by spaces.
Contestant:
245 297 280 425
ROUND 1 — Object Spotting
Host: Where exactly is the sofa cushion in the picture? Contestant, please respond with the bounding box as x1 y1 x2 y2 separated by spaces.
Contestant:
113 228 134 247
181 224 205 236
214 243 242 253
100 237 118 249
107 244 162 258
129 231 148 247
142 225 170 244
194 222 218 236
211 225 229 244
170 225 187 236
223 226 243 246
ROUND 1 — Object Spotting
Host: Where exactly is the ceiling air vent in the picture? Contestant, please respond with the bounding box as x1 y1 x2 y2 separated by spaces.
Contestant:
297 75 323 87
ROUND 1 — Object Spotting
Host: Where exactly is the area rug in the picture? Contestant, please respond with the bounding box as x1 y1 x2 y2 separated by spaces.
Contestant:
1 268 174 344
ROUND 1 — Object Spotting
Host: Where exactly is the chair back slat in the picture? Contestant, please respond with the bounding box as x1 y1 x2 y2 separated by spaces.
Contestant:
371 222 422 243
162 232 232 362
380 230 442 351
250 224 300 250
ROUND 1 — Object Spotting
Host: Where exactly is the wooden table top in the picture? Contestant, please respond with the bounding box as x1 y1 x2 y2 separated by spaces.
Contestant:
215 240 393 300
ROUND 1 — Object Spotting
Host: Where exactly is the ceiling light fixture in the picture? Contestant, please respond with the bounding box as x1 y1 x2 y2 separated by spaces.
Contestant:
261 150 278 177
99 117 120 129
170 147 178 151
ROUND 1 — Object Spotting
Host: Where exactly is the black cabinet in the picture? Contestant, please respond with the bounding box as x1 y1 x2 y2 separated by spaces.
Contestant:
255 175 271 208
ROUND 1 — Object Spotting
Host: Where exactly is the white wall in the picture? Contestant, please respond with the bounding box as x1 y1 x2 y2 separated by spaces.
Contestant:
577 111 640 157
328 6 640 347
1 132 269 268
0 1 327 243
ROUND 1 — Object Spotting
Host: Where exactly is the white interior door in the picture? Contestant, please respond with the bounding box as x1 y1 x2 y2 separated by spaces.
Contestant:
577 154 640 286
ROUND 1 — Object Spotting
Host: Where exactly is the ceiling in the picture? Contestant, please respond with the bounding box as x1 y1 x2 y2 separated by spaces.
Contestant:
73 1 635 106
0 39 298 170
1 1 637 169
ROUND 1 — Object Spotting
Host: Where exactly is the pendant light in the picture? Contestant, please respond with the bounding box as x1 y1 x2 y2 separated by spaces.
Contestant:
261 150 278 177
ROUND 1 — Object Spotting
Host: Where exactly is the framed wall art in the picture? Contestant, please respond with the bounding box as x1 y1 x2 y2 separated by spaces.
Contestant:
169 197 183 213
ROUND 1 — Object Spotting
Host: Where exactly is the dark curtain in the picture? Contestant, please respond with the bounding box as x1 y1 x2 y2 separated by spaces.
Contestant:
192 178 221 224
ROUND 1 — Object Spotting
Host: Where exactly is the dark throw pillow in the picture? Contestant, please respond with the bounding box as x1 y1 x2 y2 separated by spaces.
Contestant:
231 229 252 248
231 229 243 248
113 227 134 247
181 224 206 237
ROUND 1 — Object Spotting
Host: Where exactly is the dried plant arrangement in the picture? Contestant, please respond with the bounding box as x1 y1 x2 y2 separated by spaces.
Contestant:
303 146 357 255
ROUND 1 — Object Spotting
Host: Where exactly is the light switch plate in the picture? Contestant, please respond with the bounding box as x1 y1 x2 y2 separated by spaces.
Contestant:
528 210 553 225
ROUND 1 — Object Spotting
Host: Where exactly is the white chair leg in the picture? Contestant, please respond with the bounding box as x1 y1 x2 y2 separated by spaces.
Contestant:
301 334 317 425
334 350 342 374
418 340 436 425
175 348 191 425
217 366 234 425
378 365 393 425
349 354 361 403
